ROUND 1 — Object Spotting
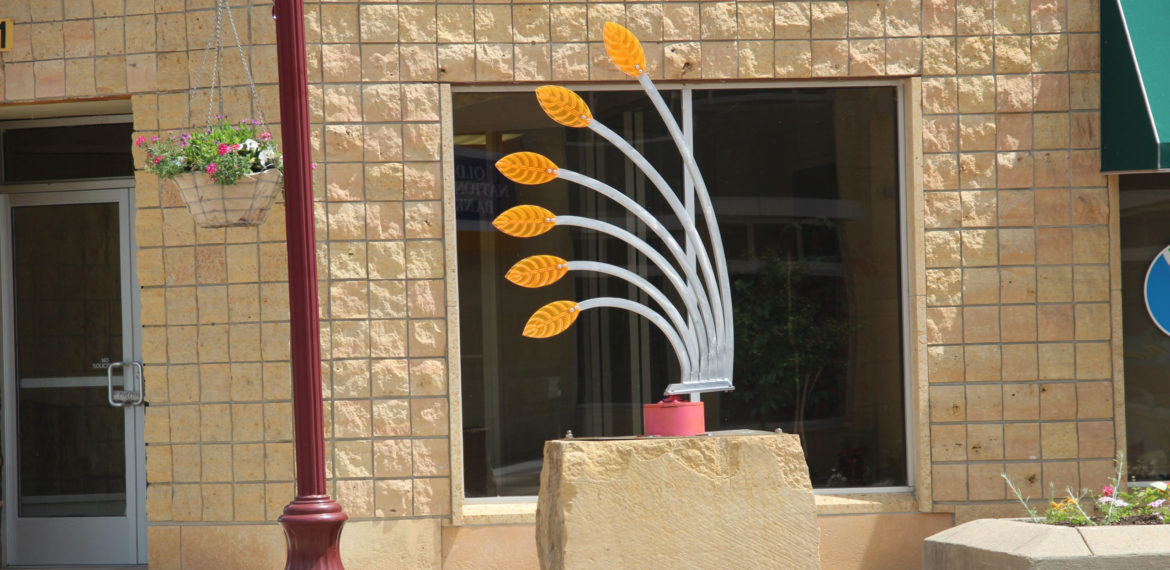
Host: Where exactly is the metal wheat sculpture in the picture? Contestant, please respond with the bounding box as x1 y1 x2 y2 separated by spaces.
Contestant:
492 22 733 397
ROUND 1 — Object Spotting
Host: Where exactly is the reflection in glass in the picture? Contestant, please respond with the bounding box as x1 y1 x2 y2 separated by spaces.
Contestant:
455 87 905 496
15 203 126 517
1121 173 1170 480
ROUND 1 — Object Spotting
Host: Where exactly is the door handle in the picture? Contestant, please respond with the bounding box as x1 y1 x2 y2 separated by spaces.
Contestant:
107 361 145 407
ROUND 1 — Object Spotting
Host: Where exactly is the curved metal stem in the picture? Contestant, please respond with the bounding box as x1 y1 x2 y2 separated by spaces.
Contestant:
578 297 690 383
559 169 717 352
556 215 717 359
636 73 735 378
569 260 705 375
586 121 726 351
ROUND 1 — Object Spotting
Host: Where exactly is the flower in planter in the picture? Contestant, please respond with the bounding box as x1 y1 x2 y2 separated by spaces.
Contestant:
136 118 281 185
1005 455 1170 526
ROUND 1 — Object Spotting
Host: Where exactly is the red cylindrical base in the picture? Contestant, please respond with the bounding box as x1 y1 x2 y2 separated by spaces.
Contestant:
643 400 705 436
279 496 348 570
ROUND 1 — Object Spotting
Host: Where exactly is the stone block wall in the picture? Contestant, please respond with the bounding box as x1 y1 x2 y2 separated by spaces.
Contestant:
0 0 1118 568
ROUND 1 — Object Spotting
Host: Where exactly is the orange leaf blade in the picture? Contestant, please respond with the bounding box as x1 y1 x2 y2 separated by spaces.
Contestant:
492 205 557 238
535 86 593 128
603 22 646 78
506 255 569 288
496 152 559 185
523 300 580 338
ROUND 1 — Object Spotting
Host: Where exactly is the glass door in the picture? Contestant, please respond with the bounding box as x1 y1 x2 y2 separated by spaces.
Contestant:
2 188 144 566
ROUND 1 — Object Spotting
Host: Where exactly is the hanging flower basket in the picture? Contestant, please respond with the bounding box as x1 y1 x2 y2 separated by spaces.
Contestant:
135 0 282 228
169 168 282 228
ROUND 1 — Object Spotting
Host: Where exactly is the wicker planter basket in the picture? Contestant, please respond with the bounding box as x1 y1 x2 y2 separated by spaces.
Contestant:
169 168 282 228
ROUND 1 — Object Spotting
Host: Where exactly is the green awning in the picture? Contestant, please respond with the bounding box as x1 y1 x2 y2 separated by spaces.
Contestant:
1102 0 1170 172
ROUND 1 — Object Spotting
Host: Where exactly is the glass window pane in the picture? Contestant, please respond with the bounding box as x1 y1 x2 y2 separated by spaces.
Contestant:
3 123 134 183
455 87 905 496
1121 173 1170 481
14 203 126 517
692 87 905 488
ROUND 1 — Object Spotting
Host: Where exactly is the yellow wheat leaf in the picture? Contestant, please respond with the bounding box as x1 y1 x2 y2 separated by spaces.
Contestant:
506 255 569 288
603 22 646 78
496 152 559 185
523 300 581 338
492 205 557 238
535 86 593 128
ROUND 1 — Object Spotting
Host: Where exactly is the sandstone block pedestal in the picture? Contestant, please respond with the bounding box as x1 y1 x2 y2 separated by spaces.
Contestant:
536 431 821 569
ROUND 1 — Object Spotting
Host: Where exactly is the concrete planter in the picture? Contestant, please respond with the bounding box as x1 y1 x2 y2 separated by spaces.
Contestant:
923 518 1170 569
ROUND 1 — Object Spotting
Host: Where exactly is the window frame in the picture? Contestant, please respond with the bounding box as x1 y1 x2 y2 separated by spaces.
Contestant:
443 79 924 524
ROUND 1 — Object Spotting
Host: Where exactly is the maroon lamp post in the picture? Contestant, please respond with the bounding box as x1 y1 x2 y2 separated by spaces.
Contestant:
272 0 347 567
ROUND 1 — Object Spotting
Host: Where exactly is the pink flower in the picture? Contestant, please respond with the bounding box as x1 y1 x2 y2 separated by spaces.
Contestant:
231 144 241 151
1102 485 1114 497
260 132 272 141
1150 499 1167 509
206 163 218 175
152 156 162 164
135 136 146 147
150 135 159 142
217 143 230 156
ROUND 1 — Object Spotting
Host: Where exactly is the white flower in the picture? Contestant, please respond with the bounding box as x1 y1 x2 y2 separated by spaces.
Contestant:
244 139 260 151
1114 499 1129 507
1098 496 1114 504
259 149 275 167
1153 481 1168 491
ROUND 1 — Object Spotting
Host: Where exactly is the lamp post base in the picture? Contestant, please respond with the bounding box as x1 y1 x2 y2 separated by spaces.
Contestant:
279 496 348 570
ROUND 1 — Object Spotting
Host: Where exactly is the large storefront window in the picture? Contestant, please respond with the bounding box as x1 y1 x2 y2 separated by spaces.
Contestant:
454 86 905 497
1121 173 1170 480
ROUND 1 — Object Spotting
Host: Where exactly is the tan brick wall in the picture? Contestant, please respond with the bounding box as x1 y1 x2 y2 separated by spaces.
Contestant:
0 0 1118 567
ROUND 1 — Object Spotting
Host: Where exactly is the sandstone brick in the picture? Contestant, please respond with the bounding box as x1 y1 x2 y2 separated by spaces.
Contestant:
1037 266 1072 303
1004 383 1040 420
958 75 995 113
926 230 961 267
930 384 967 422
923 37 956 75
923 77 958 113
700 41 737 80
925 0 956 35
959 152 995 189
966 384 1003 420
774 2 811 39
700 2 738 40
1001 267 1037 304
933 424 967 461
963 306 1000 343
811 1 848 38
956 0 993 35
925 191 961 228
994 36 1032 74
999 189 1035 226
887 0 922 36
997 75 1034 112
774 41 812 78
1076 342 1111 379
959 115 995 151
1032 34 1068 72
965 344 1001 381
929 344 964 382
1001 305 1037 342
1005 423 1041 460
963 267 999 304
961 190 997 227
811 40 848 77
933 464 967 501
1038 343 1075 380
551 5 588 42
848 1 884 37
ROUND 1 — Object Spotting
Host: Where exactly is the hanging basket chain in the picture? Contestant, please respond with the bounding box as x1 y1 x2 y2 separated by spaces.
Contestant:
185 0 267 130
